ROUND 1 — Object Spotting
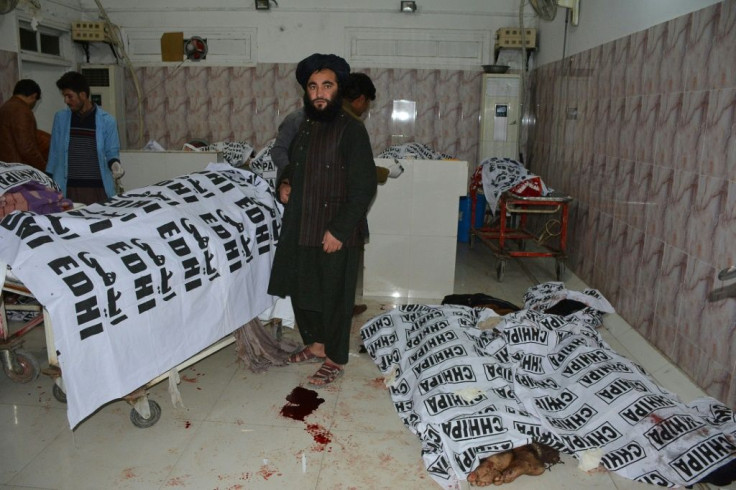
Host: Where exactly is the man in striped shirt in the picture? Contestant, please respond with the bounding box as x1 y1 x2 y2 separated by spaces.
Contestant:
47 71 123 204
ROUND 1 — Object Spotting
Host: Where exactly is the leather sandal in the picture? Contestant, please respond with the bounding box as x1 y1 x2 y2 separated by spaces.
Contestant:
288 347 324 364
307 362 344 386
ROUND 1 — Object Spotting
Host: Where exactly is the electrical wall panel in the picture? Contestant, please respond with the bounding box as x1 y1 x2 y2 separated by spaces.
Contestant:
72 21 108 42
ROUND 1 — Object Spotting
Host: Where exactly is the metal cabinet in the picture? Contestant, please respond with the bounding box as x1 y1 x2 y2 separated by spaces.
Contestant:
479 73 521 161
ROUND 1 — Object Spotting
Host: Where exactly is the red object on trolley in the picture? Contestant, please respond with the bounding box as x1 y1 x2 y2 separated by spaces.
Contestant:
468 169 572 282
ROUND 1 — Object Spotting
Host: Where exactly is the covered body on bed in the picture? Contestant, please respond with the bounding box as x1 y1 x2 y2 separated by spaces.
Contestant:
0 163 282 427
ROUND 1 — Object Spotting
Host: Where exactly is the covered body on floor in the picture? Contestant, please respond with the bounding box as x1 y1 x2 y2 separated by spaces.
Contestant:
360 282 736 488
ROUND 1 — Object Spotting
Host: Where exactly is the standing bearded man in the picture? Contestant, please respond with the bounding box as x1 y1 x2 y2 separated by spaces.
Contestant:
268 53 377 386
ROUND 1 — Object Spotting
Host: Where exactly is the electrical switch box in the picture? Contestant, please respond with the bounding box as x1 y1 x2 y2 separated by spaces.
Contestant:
161 32 184 62
72 21 108 42
495 27 536 49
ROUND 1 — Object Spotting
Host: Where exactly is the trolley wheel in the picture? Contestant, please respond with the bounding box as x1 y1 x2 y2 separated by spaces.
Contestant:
52 383 67 403
130 399 161 428
556 260 566 281
496 261 506 282
3 349 40 383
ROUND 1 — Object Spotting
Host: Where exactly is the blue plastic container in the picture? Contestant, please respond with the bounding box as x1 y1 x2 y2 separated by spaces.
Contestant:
458 196 471 243
474 194 486 228
458 195 487 243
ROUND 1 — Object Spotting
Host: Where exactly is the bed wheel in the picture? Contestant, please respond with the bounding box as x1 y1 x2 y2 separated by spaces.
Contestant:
52 383 67 403
556 261 566 281
496 261 506 282
130 399 162 428
3 349 40 383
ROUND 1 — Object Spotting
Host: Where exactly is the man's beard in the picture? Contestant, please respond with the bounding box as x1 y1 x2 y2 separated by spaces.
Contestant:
303 92 342 122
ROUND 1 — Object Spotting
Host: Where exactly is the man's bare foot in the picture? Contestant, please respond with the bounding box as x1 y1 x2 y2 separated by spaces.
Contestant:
468 443 559 486
468 451 513 486
500 445 546 484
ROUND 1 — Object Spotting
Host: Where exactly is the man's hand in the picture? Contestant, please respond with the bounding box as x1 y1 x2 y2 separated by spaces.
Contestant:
278 180 291 204
322 230 343 253
111 161 125 179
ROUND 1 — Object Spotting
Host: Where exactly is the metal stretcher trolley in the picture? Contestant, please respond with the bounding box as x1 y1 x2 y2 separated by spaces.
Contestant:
0 273 44 383
469 189 573 282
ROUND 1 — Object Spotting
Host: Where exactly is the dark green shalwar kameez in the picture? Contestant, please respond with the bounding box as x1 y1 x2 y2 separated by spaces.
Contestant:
267 110 377 365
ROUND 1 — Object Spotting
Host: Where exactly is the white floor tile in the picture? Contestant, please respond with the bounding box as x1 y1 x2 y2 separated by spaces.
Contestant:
315 427 429 489
163 421 323 489
650 363 707 403
616 327 671 375
7 408 194 489
0 404 67 484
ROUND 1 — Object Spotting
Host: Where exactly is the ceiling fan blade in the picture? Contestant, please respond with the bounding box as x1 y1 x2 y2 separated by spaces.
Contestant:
529 0 557 22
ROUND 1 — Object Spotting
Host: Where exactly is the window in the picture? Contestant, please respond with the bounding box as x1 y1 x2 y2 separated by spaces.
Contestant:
40 32 61 56
19 21 62 57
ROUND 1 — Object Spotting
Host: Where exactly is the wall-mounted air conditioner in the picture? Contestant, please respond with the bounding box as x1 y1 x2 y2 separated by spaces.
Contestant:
79 64 127 149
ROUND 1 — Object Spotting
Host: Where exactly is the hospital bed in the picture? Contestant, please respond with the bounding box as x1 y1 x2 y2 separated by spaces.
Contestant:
0 268 43 383
0 162 71 385
0 163 284 429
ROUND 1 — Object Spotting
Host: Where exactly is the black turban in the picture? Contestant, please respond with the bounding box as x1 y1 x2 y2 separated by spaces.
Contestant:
295 53 350 89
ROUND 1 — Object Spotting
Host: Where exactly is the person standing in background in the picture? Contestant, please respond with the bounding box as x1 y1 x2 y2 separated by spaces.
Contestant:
47 71 123 204
268 54 377 386
0 79 47 171
341 72 376 121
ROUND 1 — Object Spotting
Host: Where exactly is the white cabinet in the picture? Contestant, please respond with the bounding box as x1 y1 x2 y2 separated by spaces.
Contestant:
119 150 221 191
363 158 469 301
479 73 521 161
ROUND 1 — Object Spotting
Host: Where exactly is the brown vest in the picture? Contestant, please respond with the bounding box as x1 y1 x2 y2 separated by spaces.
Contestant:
298 113 363 247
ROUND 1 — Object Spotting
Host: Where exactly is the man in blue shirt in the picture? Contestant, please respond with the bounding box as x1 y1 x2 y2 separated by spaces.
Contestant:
47 71 123 204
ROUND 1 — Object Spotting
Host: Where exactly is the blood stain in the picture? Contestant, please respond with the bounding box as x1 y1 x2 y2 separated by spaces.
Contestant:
165 476 186 486
307 423 332 445
369 377 384 389
257 463 281 480
181 375 197 383
280 386 325 421
122 467 136 479
650 413 663 424
184 421 192 428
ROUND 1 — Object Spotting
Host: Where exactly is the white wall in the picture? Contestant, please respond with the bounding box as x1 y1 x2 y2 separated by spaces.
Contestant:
5 1 727 69
534 0 723 66
71 0 537 67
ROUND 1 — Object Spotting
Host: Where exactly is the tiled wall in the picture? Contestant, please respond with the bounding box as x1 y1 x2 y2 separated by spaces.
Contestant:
123 65 482 162
528 1 736 406
0 50 19 105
